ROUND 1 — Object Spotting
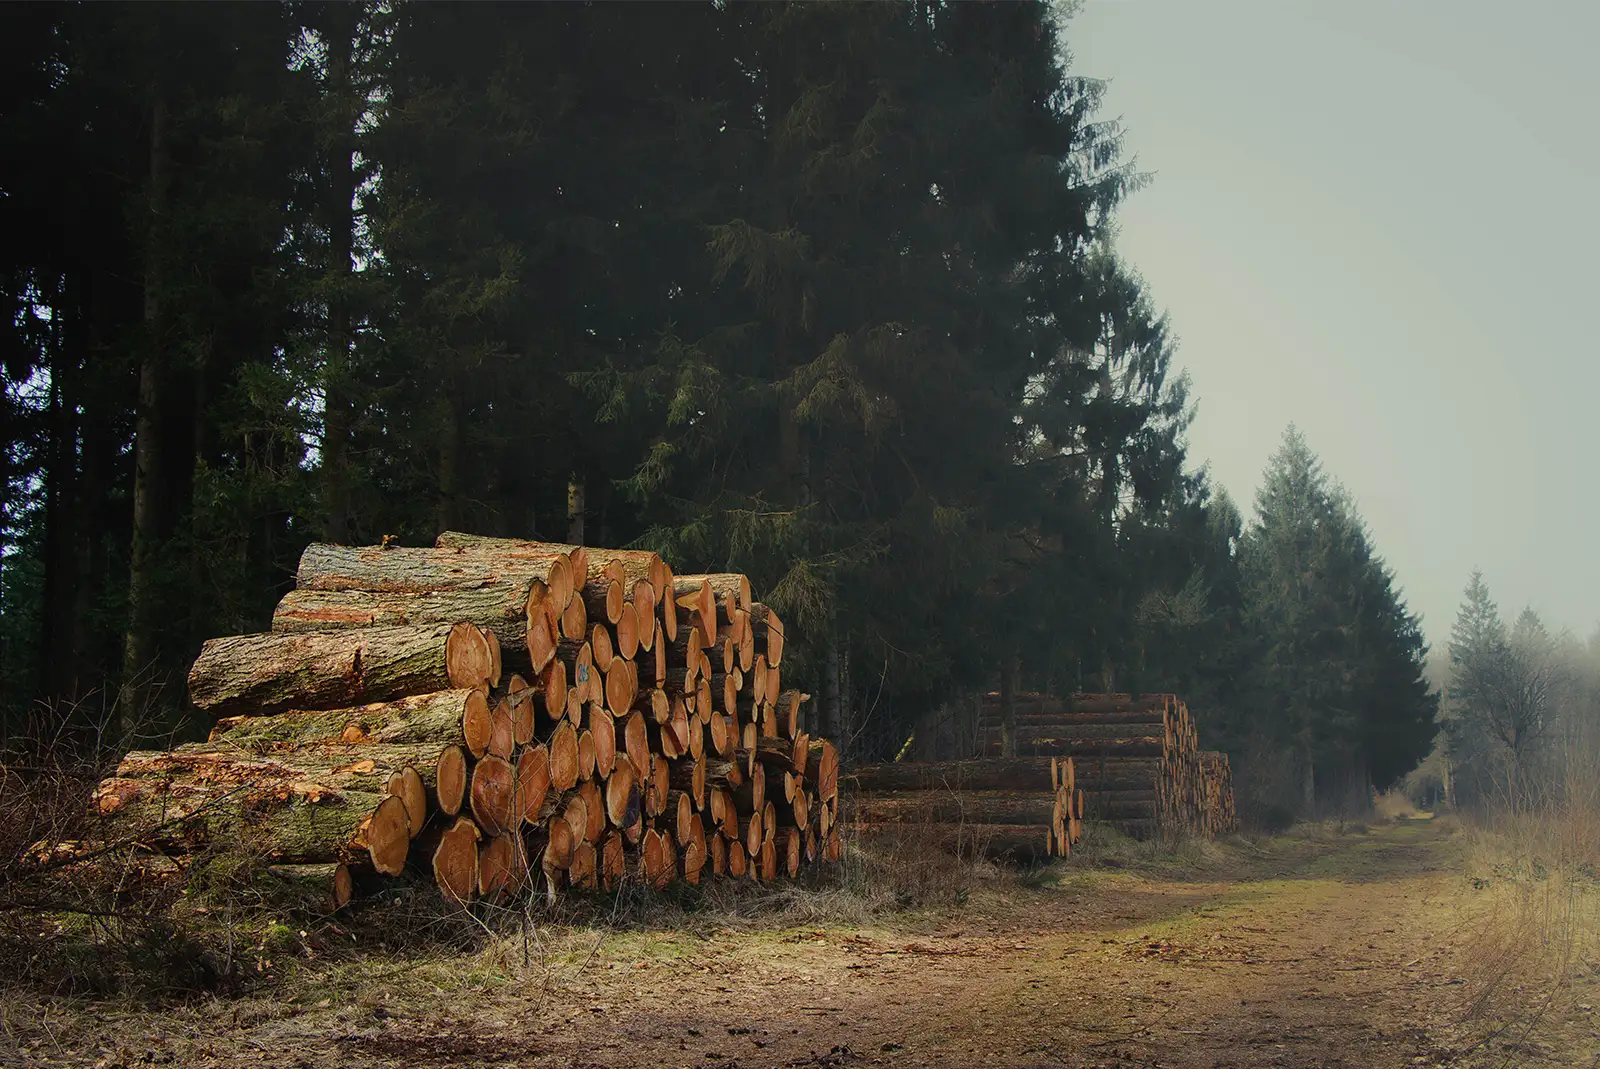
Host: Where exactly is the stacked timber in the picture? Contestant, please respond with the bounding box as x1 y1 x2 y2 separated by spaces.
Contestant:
978 692 1234 839
1197 751 1237 835
843 757 1081 861
91 534 841 910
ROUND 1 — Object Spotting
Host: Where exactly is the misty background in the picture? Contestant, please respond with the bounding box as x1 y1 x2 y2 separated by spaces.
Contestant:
1072 0 1600 648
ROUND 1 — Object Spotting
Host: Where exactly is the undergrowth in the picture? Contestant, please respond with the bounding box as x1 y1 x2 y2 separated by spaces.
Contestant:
1449 795 1600 1061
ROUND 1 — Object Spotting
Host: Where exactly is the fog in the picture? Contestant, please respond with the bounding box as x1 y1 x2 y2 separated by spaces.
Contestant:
1072 0 1600 648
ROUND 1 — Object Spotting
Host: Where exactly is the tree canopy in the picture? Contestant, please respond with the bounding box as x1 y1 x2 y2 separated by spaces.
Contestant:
0 1 1436 818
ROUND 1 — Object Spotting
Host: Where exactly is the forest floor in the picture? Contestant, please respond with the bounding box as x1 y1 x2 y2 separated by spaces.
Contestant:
5 815 1599 1068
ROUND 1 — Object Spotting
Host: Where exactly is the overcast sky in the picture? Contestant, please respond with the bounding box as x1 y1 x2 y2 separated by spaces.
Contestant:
1068 0 1600 649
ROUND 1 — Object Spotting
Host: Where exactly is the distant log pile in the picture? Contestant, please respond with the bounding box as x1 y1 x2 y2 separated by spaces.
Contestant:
978 692 1236 838
92 534 840 910
842 757 1082 861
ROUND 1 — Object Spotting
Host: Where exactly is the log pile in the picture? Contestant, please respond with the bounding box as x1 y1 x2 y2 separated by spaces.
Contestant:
842 757 1082 861
978 692 1235 839
92 534 841 909
1197 750 1237 835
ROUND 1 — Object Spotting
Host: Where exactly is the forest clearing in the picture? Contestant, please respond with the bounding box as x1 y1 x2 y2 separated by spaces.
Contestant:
4 3 1597 1067
4 816 1597 1068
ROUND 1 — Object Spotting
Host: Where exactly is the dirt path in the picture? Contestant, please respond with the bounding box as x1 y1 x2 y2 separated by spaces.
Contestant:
9 818 1597 1068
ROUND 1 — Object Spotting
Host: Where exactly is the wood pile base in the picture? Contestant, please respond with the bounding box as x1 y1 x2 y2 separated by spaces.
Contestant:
844 757 1081 861
980 692 1235 839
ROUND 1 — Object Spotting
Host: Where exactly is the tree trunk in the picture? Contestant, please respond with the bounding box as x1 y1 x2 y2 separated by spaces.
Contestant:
271 586 536 650
849 791 1064 827
320 4 359 545
566 476 584 544
122 85 174 724
847 758 1058 793
187 622 496 716
94 769 409 875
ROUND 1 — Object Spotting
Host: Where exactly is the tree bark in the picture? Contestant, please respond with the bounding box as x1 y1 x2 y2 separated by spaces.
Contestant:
847 758 1058 793
187 623 495 716
94 768 409 874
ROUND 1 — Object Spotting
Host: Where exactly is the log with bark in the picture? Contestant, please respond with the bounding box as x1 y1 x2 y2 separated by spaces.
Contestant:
189 624 497 717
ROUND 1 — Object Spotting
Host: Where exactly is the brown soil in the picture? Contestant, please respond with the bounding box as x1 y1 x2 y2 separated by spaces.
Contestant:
6 817 1598 1067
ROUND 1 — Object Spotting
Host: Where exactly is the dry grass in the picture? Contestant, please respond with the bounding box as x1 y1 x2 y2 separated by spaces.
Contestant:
1448 797 1600 1061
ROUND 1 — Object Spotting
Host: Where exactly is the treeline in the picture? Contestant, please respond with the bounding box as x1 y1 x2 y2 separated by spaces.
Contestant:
1433 573 1600 812
0 1 1434 819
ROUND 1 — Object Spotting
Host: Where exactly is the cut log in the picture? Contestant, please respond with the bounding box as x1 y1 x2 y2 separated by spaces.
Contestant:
616 602 641 660
645 754 671 818
758 839 777 882
421 816 480 903
569 840 599 890
560 794 589 854
605 761 639 829
470 754 517 836
681 821 706 884
296 542 573 609
515 745 551 826
577 729 598 782
506 674 536 746
478 834 528 903
709 830 727 877
549 720 580 793
733 762 766 817
672 577 716 648
525 609 557 675
591 708 617 778
708 711 731 757
748 604 784 667
484 629 503 688
578 778 607 843
754 735 806 774
804 739 838 805
543 813 575 870
763 663 781 709
675 573 750 623
590 623 615 673
847 758 1059 794
486 699 515 760
97 770 413 875
583 548 668 605
135 739 462 809
669 757 709 811
437 744 468 816
188 623 495 716
541 658 569 722
621 711 650 782
582 578 624 627
710 786 737 838
849 791 1065 826
560 591 587 642
651 621 667 687
631 580 657 650
640 828 670 889
271 586 534 652
425 533 579 608
385 767 427 838
778 827 801 878
208 688 488 750
727 838 748 878
605 657 637 718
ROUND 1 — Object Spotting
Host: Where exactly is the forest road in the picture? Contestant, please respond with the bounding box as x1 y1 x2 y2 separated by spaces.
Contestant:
32 817 1598 1068
497 816 1519 1069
